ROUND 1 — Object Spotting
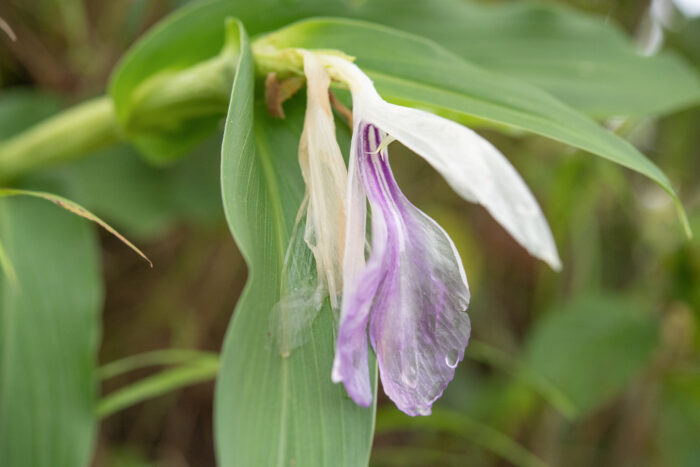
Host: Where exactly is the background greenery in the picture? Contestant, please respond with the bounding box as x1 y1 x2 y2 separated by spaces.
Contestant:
0 0 699 466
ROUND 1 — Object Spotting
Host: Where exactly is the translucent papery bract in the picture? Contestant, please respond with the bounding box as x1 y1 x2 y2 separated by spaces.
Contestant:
339 122 472 416
269 202 325 357
298 52 348 309
270 52 349 357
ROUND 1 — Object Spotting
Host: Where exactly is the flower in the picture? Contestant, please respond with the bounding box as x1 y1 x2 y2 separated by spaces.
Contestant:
285 50 560 415
313 54 561 416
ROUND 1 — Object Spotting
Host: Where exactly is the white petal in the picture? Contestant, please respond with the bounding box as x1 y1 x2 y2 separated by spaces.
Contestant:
322 55 561 270
299 51 349 307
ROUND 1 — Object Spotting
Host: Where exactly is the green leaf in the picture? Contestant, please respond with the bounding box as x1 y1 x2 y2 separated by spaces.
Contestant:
665 16 700 70
215 21 377 467
108 0 333 116
0 239 16 287
524 295 658 415
0 89 62 139
99 349 218 380
111 0 700 128
375 408 547 467
107 0 345 162
0 87 223 239
108 0 698 166
108 1 241 162
109 0 241 122
658 371 700 467
369 0 700 118
258 18 689 232
467 340 577 419
0 197 102 467
0 188 151 266
98 355 219 419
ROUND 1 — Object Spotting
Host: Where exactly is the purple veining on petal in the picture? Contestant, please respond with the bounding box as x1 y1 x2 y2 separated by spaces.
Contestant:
331 256 377 406
331 122 382 408
348 121 471 416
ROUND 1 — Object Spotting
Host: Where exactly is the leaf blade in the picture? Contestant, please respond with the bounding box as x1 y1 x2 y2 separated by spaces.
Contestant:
524 295 658 415
214 20 377 467
0 197 102 467
98 356 219 419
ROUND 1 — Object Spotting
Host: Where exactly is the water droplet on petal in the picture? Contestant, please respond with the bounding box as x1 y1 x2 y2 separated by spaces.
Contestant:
445 349 460 368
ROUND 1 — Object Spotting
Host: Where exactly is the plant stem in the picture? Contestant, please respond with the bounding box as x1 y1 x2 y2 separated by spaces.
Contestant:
0 42 240 182
99 349 218 380
97 355 219 418
0 96 120 182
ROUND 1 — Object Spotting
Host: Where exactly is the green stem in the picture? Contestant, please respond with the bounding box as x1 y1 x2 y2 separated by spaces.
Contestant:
126 53 236 132
0 97 119 182
99 349 218 380
0 34 240 182
97 355 219 418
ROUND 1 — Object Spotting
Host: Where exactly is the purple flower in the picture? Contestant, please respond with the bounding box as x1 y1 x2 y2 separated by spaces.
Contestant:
333 122 471 415
318 55 561 416
285 52 559 415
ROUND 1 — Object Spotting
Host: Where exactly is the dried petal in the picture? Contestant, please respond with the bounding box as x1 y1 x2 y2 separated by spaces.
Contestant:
298 52 348 308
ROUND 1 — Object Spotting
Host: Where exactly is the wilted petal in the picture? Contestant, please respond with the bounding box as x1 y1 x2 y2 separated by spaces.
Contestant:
330 116 373 406
330 243 376 406
298 52 348 308
346 122 471 416
323 55 561 270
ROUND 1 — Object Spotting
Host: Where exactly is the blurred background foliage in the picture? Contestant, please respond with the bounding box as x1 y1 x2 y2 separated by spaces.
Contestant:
0 0 699 466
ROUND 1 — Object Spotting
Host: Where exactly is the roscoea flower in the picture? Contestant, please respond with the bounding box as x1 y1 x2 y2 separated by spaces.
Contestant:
315 54 562 416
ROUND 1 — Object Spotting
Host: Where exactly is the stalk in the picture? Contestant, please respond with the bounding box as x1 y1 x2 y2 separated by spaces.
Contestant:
0 33 239 183
0 97 119 182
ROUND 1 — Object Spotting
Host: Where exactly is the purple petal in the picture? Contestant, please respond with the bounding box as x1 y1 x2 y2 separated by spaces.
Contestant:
330 119 374 407
350 122 471 416
330 260 376 407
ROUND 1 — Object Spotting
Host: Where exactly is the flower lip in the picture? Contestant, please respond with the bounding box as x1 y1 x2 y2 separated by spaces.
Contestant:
335 121 471 416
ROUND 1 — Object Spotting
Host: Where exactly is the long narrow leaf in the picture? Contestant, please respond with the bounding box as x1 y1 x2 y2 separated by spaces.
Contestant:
258 18 690 233
0 188 152 266
98 356 219 418
0 198 102 467
100 349 218 380
214 20 377 467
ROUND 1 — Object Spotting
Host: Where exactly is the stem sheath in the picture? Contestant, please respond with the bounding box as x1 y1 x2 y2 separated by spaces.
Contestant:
0 96 119 182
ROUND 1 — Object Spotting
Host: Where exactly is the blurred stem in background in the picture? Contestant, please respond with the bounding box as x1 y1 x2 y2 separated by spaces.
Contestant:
0 97 117 181
0 47 237 182
98 350 220 419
